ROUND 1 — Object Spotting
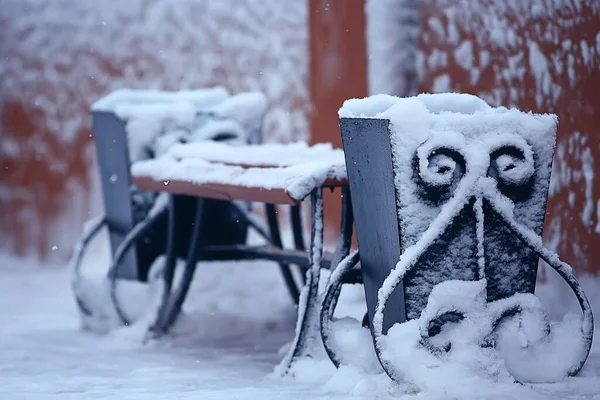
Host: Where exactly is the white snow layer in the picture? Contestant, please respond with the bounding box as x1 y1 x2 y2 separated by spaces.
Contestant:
2 247 599 399
131 142 347 202
100 89 269 163
164 141 346 168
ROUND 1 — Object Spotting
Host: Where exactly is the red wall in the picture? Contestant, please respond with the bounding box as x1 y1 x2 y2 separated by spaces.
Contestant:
309 0 368 244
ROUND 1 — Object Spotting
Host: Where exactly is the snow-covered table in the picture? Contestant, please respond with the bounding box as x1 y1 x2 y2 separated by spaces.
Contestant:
130 141 355 371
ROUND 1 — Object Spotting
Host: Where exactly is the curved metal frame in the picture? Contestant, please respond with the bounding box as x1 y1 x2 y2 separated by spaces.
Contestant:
106 200 169 326
320 250 361 367
279 186 357 373
149 197 205 337
266 203 301 304
371 186 594 382
70 216 108 317
277 189 325 374
290 204 307 285
231 201 307 305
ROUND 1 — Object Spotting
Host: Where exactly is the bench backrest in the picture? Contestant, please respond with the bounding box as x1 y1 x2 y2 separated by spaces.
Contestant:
340 104 556 333
91 90 266 281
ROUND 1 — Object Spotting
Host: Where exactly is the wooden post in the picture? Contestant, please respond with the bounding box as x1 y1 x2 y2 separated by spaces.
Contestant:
309 0 368 245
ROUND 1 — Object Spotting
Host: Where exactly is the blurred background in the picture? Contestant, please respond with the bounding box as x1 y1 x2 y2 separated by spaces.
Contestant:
1 0 599 278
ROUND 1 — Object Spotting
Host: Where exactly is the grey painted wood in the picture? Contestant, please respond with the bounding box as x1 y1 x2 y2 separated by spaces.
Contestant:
92 110 139 280
339 117 406 333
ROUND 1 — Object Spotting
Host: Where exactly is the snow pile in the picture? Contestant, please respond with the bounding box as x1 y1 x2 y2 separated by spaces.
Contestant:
284 281 596 395
74 256 165 334
91 88 230 112
381 279 590 384
285 279 597 397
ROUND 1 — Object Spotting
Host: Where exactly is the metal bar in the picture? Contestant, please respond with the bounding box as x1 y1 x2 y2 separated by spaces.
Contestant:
320 251 361 367
329 186 354 269
328 186 354 313
157 197 205 334
197 244 334 269
291 205 306 252
290 204 307 285
284 189 324 370
266 203 301 304
229 201 272 243
71 216 107 317
148 195 178 335
107 200 169 325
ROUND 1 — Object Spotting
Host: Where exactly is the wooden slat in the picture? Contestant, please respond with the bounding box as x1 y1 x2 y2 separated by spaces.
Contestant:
133 174 348 205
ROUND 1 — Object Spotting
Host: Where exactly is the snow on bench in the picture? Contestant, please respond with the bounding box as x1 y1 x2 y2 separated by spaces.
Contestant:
131 141 348 205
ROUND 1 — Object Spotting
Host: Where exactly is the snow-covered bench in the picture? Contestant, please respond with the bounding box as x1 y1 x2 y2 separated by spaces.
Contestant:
74 88 358 371
74 89 593 386
129 140 357 359
131 141 348 205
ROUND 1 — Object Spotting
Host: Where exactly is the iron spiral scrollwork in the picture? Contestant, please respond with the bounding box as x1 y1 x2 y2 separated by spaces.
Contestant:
365 133 594 383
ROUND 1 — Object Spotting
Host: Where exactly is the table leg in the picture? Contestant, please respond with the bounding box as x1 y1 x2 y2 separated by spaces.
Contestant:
280 188 324 373
290 204 307 285
320 187 357 367
147 194 178 337
328 186 354 292
266 203 301 304
149 197 205 338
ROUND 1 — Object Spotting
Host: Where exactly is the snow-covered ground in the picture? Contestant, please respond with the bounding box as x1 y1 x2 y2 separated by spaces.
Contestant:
1 241 599 399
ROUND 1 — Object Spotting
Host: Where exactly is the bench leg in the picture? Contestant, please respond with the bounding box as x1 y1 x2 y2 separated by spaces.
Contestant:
290 205 307 285
147 195 178 337
319 186 357 367
106 195 170 326
327 186 354 300
265 203 302 304
279 188 325 373
320 250 360 367
148 197 205 339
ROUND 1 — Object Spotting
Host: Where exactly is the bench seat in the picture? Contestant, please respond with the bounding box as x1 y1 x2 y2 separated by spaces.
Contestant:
131 141 348 205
